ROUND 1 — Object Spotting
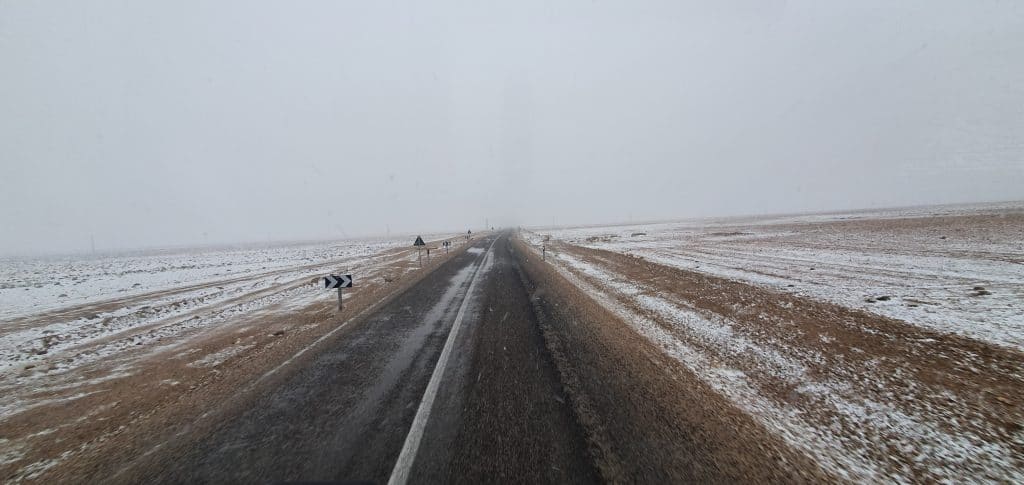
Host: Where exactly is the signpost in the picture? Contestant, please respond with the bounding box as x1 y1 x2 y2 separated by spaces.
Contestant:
414 236 426 267
324 274 353 310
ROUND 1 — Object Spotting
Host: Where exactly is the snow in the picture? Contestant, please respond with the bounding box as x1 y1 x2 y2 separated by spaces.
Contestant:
0 233 475 482
529 242 1024 482
0 237 422 321
188 343 255 368
0 234 461 419
0 235 464 371
538 201 1024 351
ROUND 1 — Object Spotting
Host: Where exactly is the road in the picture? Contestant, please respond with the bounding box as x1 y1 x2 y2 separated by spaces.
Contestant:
111 233 594 483
6 214 1020 483
104 231 822 484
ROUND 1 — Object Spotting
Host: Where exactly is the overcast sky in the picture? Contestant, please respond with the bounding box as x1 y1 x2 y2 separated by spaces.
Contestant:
2 0 1023 255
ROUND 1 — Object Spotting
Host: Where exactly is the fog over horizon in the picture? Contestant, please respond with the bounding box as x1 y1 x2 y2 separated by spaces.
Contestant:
2 1 1023 256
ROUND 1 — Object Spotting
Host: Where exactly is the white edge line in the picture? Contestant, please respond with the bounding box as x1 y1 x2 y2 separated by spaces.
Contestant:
108 242 470 481
387 237 499 485
254 243 466 386
253 303 371 386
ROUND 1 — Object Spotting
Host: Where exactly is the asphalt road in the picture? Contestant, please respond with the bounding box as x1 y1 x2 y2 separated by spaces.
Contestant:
118 232 597 484
108 230 825 484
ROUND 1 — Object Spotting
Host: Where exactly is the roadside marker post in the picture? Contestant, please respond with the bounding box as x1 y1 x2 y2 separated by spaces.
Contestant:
414 236 426 268
324 274 353 310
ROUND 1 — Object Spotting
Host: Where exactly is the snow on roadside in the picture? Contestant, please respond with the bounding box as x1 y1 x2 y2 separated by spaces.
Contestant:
0 234 460 414
0 237 415 321
520 237 1024 482
537 202 1024 351
188 343 256 368
0 233 472 483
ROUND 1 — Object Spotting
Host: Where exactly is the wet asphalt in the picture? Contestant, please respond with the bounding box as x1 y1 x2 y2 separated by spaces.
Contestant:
126 232 596 484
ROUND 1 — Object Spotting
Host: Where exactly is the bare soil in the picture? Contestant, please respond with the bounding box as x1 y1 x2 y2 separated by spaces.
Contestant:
512 237 831 482
531 234 1024 481
0 238 468 483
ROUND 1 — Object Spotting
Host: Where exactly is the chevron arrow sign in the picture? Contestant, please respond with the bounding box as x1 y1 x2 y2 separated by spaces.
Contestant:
324 274 353 289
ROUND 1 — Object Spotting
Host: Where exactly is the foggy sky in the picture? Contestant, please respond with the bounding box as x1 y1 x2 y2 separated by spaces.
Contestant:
2 0 1023 255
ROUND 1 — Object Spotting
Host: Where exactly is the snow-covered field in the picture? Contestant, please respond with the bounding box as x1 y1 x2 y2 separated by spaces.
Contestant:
523 202 1024 482
537 201 1024 351
0 232 472 481
1 237 427 321
0 234 458 408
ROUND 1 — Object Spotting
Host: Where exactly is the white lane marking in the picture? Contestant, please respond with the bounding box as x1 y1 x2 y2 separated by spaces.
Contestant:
255 245 462 385
105 244 481 482
109 281 391 481
387 237 498 485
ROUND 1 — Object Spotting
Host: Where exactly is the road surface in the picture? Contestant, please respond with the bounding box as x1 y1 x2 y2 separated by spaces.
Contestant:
7 209 1023 484
90 231 824 484
106 233 591 483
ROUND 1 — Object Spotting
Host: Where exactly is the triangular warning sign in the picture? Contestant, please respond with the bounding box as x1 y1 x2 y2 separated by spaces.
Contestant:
414 236 425 246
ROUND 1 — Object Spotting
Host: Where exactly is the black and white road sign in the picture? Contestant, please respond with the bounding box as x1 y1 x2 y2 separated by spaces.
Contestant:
324 274 353 289
414 236 425 246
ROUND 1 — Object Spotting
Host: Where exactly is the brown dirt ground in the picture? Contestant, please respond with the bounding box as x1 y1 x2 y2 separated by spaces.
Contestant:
537 236 1024 481
512 237 832 483
1 237 469 483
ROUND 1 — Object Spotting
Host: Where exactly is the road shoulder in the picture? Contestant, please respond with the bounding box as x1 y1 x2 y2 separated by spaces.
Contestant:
511 236 830 482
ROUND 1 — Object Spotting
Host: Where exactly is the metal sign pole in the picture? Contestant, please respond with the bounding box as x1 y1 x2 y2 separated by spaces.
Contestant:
413 236 427 268
324 274 352 311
